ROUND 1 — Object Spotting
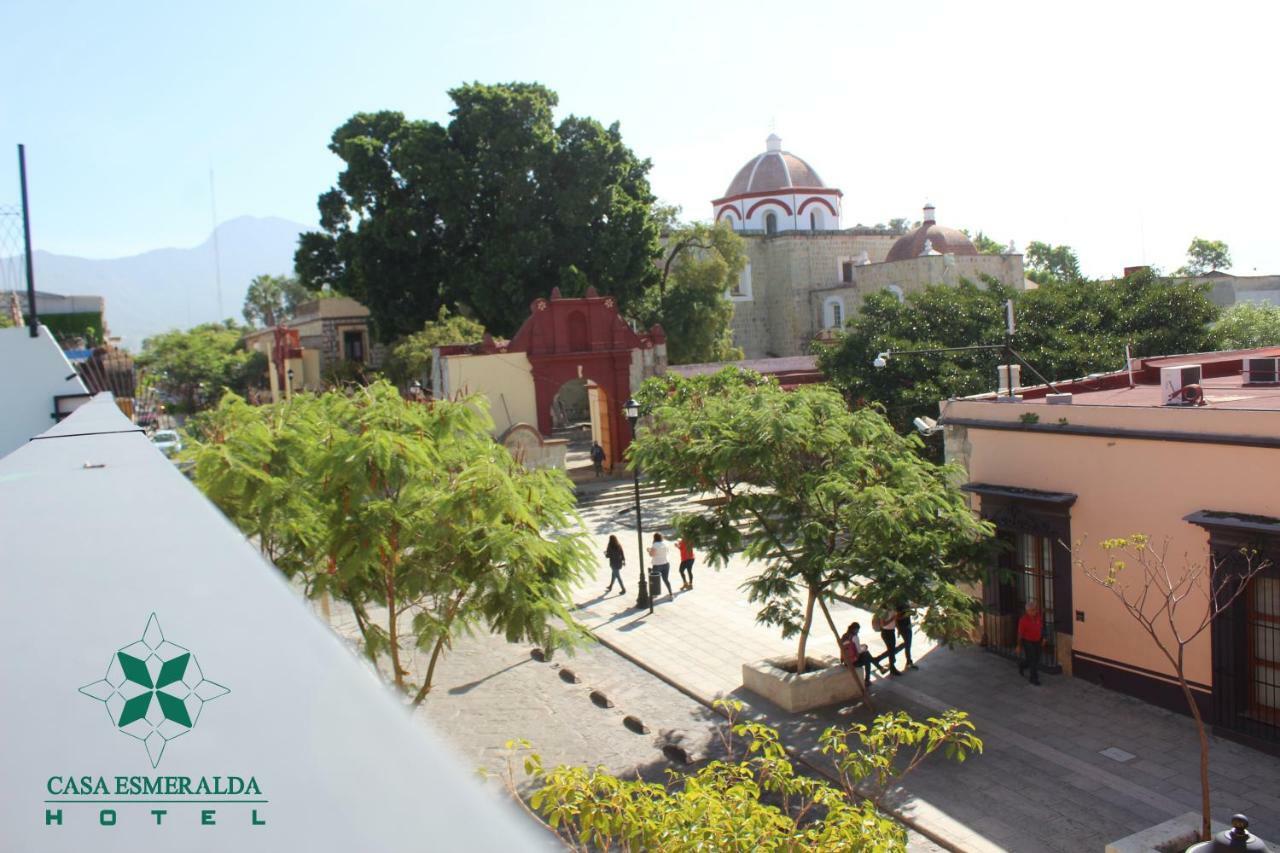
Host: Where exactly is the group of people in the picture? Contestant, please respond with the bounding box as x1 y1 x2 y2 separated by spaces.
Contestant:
602 532 695 598
839 603 918 689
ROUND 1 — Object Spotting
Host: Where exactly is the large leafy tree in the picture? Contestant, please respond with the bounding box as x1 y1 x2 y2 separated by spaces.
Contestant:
297 83 661 340
632 217 746 364
137 321 265 412
189 382 593 704
382 307 486 387
242 274 317 327
1211 302 1280 350
630 369 993 673
1025 241 1081 284
1180 237 1232 275
819 270 1217 441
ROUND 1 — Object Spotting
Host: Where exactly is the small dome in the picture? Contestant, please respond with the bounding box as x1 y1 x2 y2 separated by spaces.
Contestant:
885 203 978 263
723 135 826 197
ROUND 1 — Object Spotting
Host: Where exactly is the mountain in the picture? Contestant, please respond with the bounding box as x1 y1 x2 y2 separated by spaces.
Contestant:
15 216 311 348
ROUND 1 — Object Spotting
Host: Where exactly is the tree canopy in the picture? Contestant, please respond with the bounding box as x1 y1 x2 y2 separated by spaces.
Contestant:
1025 241 1081 284
296 83 661 340
382 307 487 387
631 216 746 365
137 321 265 412
517 699 981 852
1181 237 1232 275
188 382 593 704
1210 302 1280 350
630 369 993 671
818 270 1218 438
242 274 317 327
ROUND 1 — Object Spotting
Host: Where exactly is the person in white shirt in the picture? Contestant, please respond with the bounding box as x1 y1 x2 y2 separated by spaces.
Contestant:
840 621 878 688
647 533 674 597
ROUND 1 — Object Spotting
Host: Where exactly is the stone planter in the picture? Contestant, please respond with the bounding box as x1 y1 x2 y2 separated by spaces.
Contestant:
1105 812 1227 853
742 656 858 713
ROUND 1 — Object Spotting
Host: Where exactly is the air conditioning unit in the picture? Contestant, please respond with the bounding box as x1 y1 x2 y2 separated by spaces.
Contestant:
1244 357 1280 385
1161 364 1202 406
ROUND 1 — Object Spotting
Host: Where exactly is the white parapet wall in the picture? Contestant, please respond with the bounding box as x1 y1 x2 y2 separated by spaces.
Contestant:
0 325 89 459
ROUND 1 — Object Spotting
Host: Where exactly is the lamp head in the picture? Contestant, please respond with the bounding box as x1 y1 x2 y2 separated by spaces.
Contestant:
873 352 889 369
623 397 640 423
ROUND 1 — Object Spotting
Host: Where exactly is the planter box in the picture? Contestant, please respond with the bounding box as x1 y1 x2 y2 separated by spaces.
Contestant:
742 656 859 713
1105 812 1227 853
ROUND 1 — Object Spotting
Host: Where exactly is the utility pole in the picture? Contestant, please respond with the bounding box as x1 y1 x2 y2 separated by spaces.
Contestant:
18 145 37 338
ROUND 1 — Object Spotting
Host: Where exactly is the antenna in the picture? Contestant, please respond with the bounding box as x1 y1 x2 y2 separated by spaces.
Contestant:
208 166 224 320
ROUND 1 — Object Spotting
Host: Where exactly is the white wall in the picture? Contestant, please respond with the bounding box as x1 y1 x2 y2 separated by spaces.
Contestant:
0 325 89 459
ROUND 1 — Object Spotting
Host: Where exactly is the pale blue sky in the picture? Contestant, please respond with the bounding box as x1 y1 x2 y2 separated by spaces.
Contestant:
3 0 1277 278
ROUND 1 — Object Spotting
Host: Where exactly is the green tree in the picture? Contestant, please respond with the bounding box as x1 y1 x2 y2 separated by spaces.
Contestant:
818 271 1217 443
297 83 661 340
137 321 264 412
632 218 746 364
242 274 317 327
630 370 993 673
817 281 1012 435
967 231 1006 255
382 307 487 387
1025 241 1081 284
887 218 911 235
1181 237 1232 275
513 700 980 852
1211 302 1280 349
189 382 593 704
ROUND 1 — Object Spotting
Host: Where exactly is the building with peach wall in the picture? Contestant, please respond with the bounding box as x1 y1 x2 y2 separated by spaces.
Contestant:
941 348 1280 754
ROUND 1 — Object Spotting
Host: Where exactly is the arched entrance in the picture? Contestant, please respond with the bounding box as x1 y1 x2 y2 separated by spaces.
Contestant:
507 287 666 472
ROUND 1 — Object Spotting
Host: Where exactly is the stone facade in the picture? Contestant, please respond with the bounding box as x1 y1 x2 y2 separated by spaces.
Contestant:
728 230 1026 358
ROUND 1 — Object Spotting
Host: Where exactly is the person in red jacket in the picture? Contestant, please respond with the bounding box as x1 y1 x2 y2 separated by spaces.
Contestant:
1017 601 1044 686
677 538 695 590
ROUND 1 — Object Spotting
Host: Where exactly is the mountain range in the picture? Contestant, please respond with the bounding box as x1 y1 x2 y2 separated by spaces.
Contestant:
9 216 311 348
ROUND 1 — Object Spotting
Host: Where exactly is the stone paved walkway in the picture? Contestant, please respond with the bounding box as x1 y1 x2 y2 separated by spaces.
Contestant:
574 490 1280 852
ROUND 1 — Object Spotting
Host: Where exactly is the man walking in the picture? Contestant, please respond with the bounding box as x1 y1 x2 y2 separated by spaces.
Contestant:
590 442 606 477
1017 600 1044 686
677 537 695 590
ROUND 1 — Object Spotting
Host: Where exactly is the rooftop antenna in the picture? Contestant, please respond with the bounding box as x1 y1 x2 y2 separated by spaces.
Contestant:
208 165 224 320
18 144 37 337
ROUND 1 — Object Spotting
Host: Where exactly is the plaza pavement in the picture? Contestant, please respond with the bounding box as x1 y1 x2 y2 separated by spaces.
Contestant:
573 483 1280 853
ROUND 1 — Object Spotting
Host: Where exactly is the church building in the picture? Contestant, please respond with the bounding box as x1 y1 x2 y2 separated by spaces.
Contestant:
713 134 1028 358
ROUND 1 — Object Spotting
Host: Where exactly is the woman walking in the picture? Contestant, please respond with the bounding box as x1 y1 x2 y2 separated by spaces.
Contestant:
603 535 626 596
896 600 918 670
872 605 901 676
648 533 674 598
677 537 695 590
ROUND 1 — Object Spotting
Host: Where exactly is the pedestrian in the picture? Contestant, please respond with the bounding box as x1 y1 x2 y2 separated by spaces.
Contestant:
1017 600 1044 686
648 533 674 598
677 537 695 590
872 605 900 676
839 621 876 690
896 599 918 670
590 442 606 477
603 534 626 596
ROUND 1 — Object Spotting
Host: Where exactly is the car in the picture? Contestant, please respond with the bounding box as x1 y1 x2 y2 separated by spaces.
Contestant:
151 429 183 458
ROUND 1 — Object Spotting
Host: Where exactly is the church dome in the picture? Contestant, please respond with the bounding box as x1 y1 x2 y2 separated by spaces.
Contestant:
723 134 826 197
885 204 978 263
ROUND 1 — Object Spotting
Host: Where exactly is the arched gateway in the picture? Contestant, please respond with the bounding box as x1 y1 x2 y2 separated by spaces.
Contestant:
432 288 667 471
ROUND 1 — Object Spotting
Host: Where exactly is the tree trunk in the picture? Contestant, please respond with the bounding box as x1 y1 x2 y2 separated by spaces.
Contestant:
796 586 817 674
1178 661 1212 841
411 636 448 707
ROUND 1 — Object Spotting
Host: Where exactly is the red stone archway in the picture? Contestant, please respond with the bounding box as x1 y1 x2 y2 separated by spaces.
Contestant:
504 287 664 467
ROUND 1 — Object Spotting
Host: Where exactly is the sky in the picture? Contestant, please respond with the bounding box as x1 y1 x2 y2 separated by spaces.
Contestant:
2 0 1277 278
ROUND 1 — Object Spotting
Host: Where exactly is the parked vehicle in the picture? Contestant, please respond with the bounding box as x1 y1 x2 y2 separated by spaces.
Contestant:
151 429 182 457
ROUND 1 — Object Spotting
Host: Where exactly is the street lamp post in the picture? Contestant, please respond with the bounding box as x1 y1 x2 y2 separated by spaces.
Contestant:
286 367 295 400
623 398 652 614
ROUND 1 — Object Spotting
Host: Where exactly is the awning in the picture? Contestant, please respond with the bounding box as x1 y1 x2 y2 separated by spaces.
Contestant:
960 482 1077 506
1185 510 1280 535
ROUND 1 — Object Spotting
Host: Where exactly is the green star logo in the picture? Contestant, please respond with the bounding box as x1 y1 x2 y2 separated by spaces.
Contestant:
79 614 229 767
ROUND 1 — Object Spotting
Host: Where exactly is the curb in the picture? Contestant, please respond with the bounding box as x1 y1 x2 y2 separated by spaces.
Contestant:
587 628 970 853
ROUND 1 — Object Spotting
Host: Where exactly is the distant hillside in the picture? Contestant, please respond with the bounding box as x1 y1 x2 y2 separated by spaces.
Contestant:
13 216 310 348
